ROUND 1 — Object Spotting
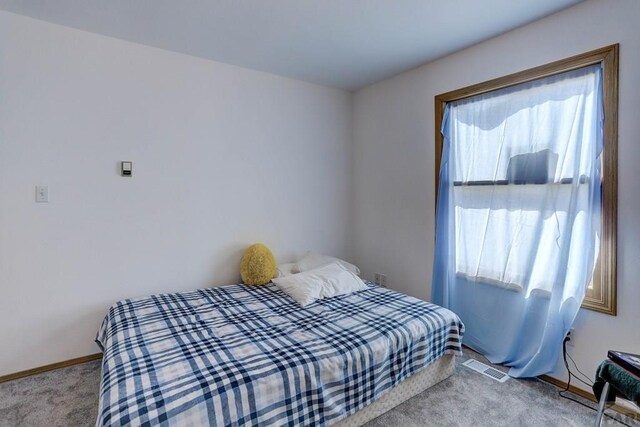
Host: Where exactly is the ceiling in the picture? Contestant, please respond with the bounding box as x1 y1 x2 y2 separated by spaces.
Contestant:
0 0 585 91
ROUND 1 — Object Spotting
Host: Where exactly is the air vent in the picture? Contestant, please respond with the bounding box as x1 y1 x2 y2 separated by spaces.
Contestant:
462 359 509 383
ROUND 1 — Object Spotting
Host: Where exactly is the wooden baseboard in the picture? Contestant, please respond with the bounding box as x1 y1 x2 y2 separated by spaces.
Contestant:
540 374 639 420
0 353 103 384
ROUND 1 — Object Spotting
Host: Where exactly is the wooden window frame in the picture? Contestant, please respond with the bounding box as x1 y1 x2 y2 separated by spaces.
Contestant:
434 44 619 315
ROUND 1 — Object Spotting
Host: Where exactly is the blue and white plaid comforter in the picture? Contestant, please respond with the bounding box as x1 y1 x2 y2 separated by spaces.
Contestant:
96 283 464 426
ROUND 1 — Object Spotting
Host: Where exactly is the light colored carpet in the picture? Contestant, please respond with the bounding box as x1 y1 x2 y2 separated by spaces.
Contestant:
0 358 101 427
0 349 637 427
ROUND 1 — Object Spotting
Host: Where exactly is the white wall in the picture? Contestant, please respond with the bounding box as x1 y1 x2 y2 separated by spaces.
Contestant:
353 0 640 390
0 11 353 376
2 0 638 392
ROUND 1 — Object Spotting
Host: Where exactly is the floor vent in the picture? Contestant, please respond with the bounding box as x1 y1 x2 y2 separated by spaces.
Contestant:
462 359 509 383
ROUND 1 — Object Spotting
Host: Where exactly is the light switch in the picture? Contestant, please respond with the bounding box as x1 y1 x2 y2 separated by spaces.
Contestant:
35 185 49 203
121 161 133 177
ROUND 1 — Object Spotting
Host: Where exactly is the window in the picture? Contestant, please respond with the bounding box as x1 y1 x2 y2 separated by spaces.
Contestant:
434 45 618 315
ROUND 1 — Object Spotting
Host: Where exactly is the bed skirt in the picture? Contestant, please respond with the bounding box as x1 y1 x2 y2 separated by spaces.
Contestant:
332 354 456 427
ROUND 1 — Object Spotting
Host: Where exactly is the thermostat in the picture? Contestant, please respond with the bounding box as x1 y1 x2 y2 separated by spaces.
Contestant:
121 161 133 177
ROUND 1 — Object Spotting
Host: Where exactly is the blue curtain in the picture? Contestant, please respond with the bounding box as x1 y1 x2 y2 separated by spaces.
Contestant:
432 65 603 378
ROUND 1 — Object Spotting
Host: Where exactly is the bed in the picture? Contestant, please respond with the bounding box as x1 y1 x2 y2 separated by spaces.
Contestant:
95 282 464 426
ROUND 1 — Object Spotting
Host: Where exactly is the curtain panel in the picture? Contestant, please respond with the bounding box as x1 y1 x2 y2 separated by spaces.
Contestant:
432 65 603 377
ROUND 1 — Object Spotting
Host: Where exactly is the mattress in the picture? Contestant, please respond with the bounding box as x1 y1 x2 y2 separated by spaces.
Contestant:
96 282 464 426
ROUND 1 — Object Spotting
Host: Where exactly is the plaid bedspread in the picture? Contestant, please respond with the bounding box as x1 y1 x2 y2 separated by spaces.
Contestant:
96 283 464 426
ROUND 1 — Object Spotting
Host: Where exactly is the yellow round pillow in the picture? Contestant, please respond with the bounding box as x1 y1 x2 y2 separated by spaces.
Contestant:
240 243 276 285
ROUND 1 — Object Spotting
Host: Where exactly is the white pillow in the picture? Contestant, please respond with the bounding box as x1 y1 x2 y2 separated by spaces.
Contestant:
293 251 360 276
275 263 297 278
272 263 367 307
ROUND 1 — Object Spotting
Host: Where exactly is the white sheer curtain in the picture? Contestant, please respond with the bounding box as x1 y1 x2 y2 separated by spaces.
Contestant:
432 64 603 377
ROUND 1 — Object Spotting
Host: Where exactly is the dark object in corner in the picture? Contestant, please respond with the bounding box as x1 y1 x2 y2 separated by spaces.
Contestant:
592 359 640 406
608 351 640 378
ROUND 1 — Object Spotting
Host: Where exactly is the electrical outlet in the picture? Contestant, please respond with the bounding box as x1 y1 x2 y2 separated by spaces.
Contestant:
35 185 49 203
374 273 381 285
379 274 387 287
567 328 575 347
